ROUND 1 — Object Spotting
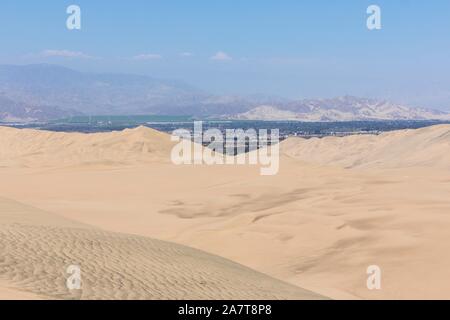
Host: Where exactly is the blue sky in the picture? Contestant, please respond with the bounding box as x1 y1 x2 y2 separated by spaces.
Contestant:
1 0 450 110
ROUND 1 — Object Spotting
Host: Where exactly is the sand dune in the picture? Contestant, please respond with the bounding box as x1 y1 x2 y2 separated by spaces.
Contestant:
0 126 174 167
0 124 449 300
0 197 324 300
2 124 448 169
281 124 450 169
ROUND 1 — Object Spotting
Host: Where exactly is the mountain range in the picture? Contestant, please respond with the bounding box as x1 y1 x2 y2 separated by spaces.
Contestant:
0 64 449 122
227 97 450 121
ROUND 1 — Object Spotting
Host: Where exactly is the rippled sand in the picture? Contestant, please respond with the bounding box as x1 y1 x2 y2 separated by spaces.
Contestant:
0 198 323 300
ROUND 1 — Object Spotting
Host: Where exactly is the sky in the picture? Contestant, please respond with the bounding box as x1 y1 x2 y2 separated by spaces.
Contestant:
0 0 450 110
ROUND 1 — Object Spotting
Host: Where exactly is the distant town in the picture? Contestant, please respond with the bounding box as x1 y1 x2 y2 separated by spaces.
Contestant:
4 117 448 136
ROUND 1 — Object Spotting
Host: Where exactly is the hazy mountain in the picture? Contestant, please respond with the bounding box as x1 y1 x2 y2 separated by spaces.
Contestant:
227 96 450 121
0 95 81 122
0 64 213 116
0 64 267 117
0 65 449 122
229 105 300 121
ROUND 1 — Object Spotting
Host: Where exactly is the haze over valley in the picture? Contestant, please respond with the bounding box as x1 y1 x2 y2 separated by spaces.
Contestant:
1 64 449 122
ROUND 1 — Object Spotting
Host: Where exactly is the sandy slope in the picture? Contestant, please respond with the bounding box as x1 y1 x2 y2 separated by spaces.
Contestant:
281 124 450 169
0 197 323 300
0 126 174 168
0 124 449 299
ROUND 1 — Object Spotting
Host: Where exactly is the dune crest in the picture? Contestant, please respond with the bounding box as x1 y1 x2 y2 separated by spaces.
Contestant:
281 124 450 169
1 124 449 169
0 126 175 167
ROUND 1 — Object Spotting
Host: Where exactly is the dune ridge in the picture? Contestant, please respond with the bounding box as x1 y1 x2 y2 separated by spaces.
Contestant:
0 126 174 167
1 124 449 169
281 124 450 169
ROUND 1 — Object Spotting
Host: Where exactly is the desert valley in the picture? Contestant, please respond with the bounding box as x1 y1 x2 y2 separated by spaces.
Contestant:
0 124 449 300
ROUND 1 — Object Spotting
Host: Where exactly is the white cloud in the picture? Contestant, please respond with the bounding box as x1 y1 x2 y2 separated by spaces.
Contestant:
180 52 193 57
210 51 232 61
133 53 162 60
41 50 92 59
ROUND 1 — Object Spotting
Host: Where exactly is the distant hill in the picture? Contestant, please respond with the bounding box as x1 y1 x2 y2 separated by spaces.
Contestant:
229 105 300 121
0 64 449 122
226 96 450 121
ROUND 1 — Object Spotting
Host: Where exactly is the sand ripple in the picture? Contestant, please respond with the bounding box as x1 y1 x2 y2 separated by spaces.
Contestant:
0 198 324 300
